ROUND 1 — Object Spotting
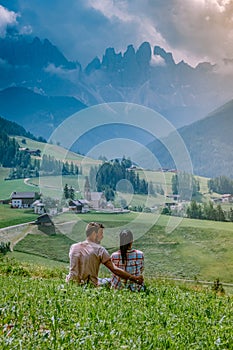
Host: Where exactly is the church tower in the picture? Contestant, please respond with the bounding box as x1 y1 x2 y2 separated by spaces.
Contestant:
84 176 91 201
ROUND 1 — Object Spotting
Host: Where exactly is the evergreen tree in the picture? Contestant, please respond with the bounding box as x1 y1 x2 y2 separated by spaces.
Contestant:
64 184 69 199
121 156 132 169
104 186 115 201
172 174 178 195
216 204 225 222
208 176 233 194
69 186 75 200
203 201 217 221
186 200 202 219
172 172 200 200
228 207 233 222
70 162 74 175
74 165 79 175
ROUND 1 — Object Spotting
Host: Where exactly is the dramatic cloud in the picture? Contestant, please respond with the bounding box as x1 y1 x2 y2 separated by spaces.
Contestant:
44 63 81 83
150 0 233 66
0 5 18 38
87 0 233 67
1 0 233 69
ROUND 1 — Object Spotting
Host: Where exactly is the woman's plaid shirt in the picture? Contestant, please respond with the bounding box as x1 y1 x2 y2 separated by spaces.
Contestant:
111 249 144 291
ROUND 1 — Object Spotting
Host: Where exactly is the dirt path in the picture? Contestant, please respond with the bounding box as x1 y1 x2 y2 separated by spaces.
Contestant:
24 178 38 187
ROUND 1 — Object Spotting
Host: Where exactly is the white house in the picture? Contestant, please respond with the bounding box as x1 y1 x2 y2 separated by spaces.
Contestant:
32 200 45 214
221 194 233 203
11 192 38 208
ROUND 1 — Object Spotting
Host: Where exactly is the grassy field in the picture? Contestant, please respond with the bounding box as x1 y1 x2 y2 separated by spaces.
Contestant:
0 205 36 228
0 267 232 349
15 136 88 163
1 138 232 349
0 168 35 200
8 212 233 284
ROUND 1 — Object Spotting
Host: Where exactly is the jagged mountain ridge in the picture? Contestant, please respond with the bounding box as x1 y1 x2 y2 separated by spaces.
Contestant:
0 34 233 134
0 33 233 177
0 35 77 69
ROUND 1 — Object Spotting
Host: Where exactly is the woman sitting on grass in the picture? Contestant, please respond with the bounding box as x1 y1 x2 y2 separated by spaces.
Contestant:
111 229 145 291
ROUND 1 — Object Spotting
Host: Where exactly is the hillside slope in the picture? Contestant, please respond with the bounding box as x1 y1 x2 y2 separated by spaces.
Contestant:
148 100 233 177
0 87 86 139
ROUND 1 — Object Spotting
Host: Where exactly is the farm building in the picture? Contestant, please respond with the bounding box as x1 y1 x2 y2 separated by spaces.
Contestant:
34 213 54 226
10 192 38 208
68 199 89 213
221 194 233 203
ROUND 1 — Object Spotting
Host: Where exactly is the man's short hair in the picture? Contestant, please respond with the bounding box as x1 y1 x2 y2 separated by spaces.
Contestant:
86 222 105 237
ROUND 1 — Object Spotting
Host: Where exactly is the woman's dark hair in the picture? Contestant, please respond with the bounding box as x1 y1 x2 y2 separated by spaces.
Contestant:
119 229 133 264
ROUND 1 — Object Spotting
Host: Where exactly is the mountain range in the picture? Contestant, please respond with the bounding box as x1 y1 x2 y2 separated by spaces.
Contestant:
1 34 233 130
0 33 233 178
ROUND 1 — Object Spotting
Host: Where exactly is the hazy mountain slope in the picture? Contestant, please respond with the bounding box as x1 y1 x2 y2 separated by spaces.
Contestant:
0 115 39 140
148 100 233 178
180 100 233 177
0 87 86 139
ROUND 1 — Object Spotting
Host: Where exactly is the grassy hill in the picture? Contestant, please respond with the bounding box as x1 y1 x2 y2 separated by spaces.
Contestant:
15 136 100 168
6 212 233 284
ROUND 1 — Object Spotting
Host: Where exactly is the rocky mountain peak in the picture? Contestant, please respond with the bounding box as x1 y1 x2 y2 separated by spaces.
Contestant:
0 35 77 69
102 47 122 72
85 56 101 74
153 46 175 66
136 42 151 66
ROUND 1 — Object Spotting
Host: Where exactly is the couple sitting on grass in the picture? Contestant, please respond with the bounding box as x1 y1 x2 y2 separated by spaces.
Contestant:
66 222 144 291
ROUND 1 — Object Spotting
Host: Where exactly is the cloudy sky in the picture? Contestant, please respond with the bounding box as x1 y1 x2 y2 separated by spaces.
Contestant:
0 0 233 69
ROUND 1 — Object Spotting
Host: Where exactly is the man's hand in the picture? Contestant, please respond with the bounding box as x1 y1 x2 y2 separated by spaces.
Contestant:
104 260 144 285
130 274 144 285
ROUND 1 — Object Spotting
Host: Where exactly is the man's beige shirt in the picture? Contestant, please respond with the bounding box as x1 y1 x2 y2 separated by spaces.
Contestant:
66 240 110 286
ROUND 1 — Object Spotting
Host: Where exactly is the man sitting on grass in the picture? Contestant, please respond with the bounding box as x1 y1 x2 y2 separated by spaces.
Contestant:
66 222 143 287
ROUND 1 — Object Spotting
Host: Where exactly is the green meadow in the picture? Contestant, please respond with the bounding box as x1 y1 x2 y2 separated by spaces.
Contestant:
1 135 233 349
15 136 93 164
0 205 36 228
5 212 232 284
0 271 232 349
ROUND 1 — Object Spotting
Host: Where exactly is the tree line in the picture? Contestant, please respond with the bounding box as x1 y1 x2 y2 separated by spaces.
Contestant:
7 152 82 180
40 155 81 176
186 200 233 222
208 176 233 194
